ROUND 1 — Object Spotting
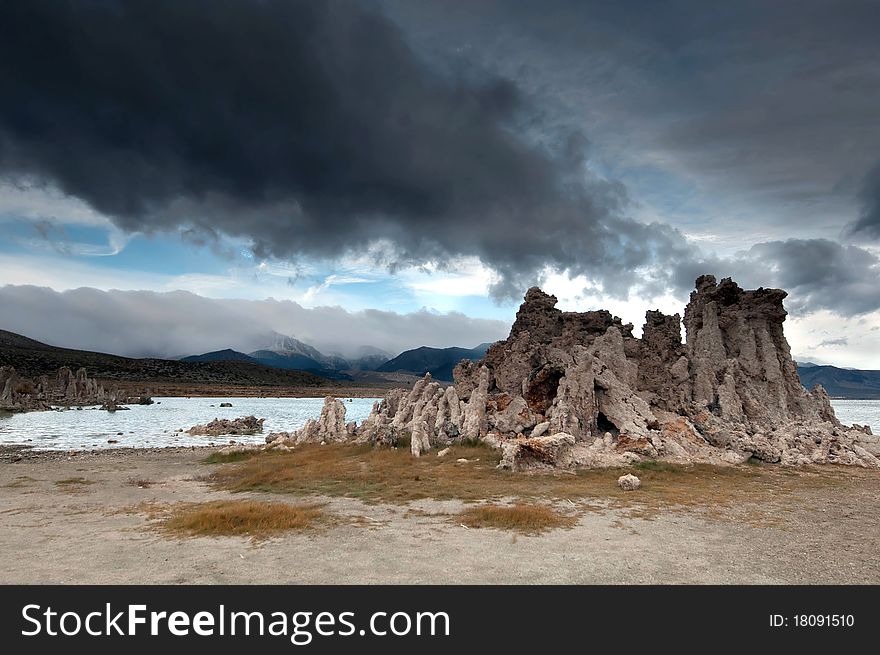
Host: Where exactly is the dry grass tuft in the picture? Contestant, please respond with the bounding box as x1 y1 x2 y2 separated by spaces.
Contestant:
203 450 259 465
55 477 95 486
457 503 576 534
160 500 326 539
1 475 37 489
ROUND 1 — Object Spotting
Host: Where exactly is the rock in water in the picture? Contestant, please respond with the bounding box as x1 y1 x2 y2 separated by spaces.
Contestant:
287 397 352 444
618 474 641 491
188 416 265 436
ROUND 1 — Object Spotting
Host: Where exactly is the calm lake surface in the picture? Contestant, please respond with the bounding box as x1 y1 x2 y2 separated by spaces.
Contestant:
0 397 876 451
0 397 380 450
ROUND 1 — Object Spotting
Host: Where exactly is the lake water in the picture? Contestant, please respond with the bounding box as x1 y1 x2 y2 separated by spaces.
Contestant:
827 399 880 432
0 396 380 451
0 397 876 451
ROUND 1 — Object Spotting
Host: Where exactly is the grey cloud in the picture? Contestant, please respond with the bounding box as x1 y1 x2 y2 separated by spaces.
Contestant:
382 0 880 241
846 161 880 239
0 285 508 359
678 238 880 316
0 0 688 300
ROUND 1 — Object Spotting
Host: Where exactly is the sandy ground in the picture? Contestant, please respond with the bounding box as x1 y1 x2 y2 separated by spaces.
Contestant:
1 447 878 584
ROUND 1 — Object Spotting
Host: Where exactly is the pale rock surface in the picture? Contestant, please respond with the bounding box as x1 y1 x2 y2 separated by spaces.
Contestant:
618 474 641 491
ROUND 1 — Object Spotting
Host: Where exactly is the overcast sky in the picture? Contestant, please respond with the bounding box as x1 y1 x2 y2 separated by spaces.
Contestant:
1 0 878 365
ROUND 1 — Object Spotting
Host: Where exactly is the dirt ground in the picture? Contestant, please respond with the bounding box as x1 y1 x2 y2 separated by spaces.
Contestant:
1 446 878 584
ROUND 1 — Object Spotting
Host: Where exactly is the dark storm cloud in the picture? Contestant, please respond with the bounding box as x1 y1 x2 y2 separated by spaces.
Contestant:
677 239 880 316
0 0 688 299
846 161 880 239
383 0 880 239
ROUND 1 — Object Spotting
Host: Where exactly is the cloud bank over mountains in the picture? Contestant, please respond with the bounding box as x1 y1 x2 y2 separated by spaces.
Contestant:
0 285 508 360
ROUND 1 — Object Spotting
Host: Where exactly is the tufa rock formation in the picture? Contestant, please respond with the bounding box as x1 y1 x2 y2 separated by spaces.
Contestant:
0 365 138 412
247 276 880 470
264 397 357 446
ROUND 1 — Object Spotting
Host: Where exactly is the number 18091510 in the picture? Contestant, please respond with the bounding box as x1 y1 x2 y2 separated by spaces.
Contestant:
770 614 855 628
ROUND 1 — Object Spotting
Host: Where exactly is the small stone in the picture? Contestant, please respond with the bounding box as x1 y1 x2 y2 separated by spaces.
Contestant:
437 447 451 458
531 421 551 438
617 474 641 491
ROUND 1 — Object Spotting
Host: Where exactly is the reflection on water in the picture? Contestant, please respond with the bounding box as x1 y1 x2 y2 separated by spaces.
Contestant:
0 396 379 450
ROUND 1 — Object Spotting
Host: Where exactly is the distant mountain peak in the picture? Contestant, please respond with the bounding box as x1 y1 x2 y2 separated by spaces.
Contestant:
376 343 492 381
264 331 326 360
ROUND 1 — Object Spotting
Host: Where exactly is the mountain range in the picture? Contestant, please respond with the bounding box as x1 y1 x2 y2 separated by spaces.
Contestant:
796 365 880 400
181 332 393 380
181 334 492 382
376 344 493 381
0 329 331 390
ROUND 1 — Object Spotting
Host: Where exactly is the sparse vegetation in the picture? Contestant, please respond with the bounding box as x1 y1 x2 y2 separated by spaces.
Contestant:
632 460 680 473
204 443 832 522
2 475 36 489
55 477 95 486
457 503 576 534
159 500 327 539
203 450 260 464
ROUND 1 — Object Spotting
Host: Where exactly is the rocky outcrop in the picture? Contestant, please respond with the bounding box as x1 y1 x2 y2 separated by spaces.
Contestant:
0 365 128 412
265 397 356 446
255 275 879 470
498 432 576 471
188 416 265 436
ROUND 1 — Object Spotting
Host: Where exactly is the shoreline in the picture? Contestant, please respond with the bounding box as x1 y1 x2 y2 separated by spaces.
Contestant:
0 443 225 463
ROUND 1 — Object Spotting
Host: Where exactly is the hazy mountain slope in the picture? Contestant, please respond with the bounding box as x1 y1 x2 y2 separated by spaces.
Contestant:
0 329 331 387
181 349 259 364
377 343 493 381
797 365 880 399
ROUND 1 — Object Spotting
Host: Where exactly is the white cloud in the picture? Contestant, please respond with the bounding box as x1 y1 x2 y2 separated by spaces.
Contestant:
540 269 685 337
787 310 880 370
0 181 112 228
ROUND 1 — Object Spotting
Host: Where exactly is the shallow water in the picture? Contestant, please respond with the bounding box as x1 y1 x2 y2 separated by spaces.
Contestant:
0 396 380 450
829 399 880 432
0 396 876 451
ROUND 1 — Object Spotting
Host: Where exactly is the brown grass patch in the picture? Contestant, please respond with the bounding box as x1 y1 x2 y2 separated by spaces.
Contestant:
205 443 875 525
54 477 95 486
158 500 327 540
203 451 259 464
457 503 576 534
2 476 37 489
